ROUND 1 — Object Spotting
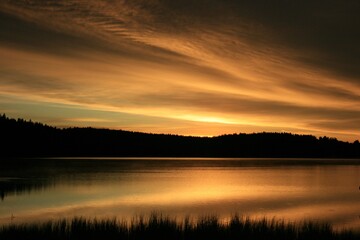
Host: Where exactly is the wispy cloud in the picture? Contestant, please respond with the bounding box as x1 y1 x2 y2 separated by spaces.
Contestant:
1 0 360 141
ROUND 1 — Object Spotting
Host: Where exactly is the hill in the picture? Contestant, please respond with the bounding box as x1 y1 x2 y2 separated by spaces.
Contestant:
1 114 359 158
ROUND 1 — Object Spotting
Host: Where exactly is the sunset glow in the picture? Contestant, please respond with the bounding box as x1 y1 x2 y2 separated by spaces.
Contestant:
1 1 360 141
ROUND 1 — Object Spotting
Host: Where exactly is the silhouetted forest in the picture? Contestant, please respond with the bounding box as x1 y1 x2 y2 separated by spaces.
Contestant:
1 114 360 158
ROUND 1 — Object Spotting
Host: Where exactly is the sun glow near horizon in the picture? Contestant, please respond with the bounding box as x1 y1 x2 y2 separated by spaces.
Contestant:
0 1 360 142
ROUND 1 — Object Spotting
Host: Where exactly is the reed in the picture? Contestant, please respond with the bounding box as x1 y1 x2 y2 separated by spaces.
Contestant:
0 214 358 240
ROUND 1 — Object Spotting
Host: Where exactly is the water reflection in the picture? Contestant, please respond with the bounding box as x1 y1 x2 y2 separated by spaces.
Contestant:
0 158 359 230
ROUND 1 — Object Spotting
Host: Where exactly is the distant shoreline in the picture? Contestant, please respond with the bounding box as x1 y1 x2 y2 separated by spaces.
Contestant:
1 114 360 158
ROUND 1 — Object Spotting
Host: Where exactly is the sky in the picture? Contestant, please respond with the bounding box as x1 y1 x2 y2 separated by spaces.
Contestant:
0 0 360 141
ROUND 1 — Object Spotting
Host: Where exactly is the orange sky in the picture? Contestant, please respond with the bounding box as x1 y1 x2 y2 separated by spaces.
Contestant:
0 1 360 141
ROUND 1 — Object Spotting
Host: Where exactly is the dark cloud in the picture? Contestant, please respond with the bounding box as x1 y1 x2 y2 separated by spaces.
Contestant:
228 0 360 82
284 81 360 102
308 119 360 132
0 69 72 92
0 10 103 57
144 0 360 81
0 3 194 65
5 0 359 82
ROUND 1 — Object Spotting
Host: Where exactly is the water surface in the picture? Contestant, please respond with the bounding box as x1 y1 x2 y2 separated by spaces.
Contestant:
0 158 359 230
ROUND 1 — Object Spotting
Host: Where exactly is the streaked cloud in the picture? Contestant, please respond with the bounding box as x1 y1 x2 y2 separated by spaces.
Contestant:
0 0 359 141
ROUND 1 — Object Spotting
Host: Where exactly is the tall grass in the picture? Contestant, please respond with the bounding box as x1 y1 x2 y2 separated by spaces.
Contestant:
0 214 358 240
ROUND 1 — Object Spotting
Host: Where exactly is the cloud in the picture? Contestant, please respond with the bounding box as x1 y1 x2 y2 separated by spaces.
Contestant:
133 89 360 124
0 0 360 141
308 120 360 132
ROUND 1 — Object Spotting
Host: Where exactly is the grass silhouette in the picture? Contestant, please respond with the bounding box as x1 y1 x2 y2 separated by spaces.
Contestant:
0 214 358 240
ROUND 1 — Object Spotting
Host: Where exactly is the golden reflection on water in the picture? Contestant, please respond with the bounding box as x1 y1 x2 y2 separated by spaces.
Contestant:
0 163 359 230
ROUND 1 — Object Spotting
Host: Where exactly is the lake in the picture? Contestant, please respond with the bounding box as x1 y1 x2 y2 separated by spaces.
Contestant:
0 158 359 231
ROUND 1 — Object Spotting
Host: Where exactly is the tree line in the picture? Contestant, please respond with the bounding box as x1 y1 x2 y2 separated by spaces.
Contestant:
1 114 359 158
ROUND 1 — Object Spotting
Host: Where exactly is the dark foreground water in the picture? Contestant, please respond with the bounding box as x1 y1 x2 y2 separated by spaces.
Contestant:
0 158 359 230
